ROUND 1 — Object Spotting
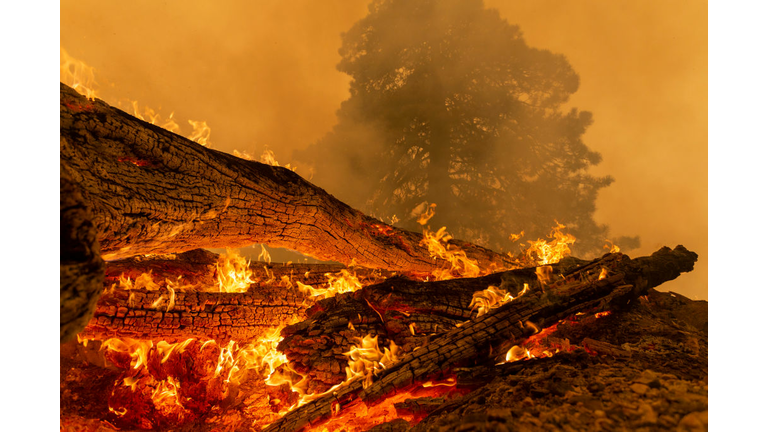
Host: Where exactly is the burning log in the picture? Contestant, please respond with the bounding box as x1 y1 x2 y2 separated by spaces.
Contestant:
79 282 308 343
79 249 393 343
277 258 587 393
59 83 514 274
262 246 697 432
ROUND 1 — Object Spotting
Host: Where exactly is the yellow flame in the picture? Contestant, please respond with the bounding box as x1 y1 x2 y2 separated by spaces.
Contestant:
60 47 98 99
416 203 436 226
151 377 185 412
115 272 162 291
62 46 214 146
508 230 525 243
604 240 621 253
258 146 298 171
188 119 212 147
128 100 182 134
420 225 481 280
216 249 256 293
344 335 400 389
469 283 529 317
150 286 176 312
233 149 254 160
101 338 153 370
524 222 575 265
598 267 609 280
260 148 281 166
535 265 554 286
109 406 128 417
505 345 533 363
258 244 272 264
297 269 363 300
156 339 195 364
416 204 482 280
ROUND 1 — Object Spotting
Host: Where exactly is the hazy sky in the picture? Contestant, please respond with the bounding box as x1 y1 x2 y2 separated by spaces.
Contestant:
61 0 707 299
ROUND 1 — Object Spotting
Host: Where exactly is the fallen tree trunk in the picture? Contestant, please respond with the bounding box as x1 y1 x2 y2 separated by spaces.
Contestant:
59 83 513 274
262 246 697 432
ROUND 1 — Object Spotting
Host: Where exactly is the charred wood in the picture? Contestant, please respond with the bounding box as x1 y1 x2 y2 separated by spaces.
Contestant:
262 246 697 432
61 163 105 342
78 283 308 343
278 258 587 393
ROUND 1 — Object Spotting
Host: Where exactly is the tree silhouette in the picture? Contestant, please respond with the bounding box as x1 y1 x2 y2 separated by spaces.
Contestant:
298 0 627 255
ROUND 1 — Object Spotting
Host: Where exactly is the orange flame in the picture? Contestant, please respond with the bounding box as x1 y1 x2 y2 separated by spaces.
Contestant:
416 203 437 226
216 249 256 293
344 335 400 389
524 222 575 265
469 283 529 317
187 120 212 147
598 267 609 280
60 47 98 99
296 269 363 300
604 239 621 253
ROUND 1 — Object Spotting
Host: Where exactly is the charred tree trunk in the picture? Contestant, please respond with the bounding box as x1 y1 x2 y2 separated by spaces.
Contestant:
262 246 697 432
59 83 513 274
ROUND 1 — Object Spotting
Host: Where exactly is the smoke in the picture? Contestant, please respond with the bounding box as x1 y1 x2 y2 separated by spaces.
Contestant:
61 0 707 299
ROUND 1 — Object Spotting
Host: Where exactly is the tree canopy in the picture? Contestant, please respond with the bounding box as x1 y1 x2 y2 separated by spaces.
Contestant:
298 0 629 255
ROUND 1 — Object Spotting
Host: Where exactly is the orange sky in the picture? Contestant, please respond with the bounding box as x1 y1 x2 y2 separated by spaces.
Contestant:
61 0 707 299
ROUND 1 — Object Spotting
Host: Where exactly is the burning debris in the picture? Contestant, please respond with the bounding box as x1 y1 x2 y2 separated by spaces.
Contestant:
60 81 705 431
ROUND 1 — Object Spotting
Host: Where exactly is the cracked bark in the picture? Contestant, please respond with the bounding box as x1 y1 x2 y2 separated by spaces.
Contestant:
61 163 105 342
